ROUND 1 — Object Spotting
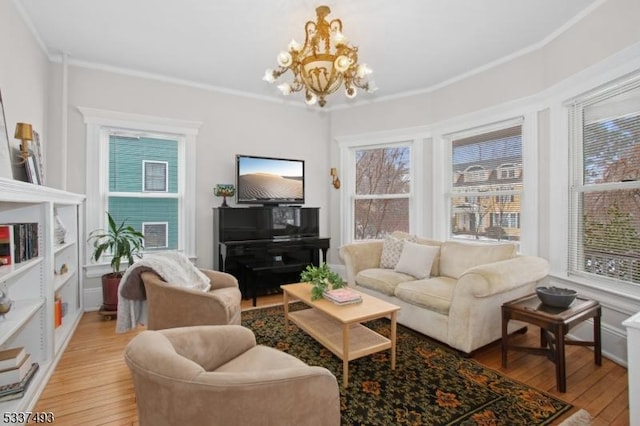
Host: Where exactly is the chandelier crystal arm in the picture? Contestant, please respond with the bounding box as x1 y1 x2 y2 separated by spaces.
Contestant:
262 5 376 107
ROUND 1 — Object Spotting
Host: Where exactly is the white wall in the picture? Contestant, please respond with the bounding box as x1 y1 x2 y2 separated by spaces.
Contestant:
51 66 330 308
328 0 640 365
331 0 640 137
0 0 49 181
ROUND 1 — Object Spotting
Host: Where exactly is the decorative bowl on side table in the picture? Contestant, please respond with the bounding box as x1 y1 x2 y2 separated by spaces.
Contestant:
536 286 577 308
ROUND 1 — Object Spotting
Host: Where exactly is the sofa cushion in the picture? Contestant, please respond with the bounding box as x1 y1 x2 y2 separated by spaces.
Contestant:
380 234 416 269
392 231 442 276
355 268 415 296
394 241 440 279
394 276 457 315
439 241 517 279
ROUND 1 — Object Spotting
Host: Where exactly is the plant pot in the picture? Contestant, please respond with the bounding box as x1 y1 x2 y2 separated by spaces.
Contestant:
101 273 122 311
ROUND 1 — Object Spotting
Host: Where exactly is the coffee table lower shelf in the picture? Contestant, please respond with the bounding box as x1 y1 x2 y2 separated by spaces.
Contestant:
289 309 392 362
282 282 399 387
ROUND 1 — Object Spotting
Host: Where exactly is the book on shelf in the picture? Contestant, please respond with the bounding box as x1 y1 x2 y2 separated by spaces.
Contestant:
0 223 39 264
0 354 32 387
0 347 27 371
323 288 363 305
0 362 39 402
14 224 26 263
25 223 38 259
0 225 14 266
54 297 62 328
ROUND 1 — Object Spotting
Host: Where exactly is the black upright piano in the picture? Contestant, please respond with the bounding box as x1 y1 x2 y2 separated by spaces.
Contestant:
213 206 330 305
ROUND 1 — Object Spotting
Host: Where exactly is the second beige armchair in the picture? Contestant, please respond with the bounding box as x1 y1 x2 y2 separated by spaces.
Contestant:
125 325 341 426
142 268 241 330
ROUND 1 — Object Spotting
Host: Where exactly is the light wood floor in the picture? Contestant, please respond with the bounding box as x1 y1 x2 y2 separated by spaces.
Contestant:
32 294 629 425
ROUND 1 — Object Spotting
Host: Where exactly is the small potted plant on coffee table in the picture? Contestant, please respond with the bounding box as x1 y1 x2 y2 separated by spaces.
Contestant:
300 263 345 300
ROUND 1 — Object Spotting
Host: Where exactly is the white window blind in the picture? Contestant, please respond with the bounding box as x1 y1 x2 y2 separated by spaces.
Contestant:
568 73 640 285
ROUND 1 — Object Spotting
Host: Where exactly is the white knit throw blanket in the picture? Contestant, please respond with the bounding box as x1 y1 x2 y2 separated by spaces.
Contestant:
115 252 210 333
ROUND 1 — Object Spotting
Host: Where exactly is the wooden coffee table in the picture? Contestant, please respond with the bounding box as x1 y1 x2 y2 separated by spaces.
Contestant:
282 283 400 387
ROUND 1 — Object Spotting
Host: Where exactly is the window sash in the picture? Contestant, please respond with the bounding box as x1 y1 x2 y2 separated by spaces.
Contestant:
354 146 411 196
568 72 640 285
352 144 412 240
105 130 182 253
353 197 410 240
80 107 200 263
447 118 524 242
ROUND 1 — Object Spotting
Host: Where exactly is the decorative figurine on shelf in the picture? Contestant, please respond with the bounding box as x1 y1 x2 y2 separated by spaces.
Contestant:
214 184 235 208
0 286 13 319
54 208 68 246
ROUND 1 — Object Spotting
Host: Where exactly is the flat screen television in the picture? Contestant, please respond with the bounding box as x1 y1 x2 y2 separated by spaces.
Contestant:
236 155 305 205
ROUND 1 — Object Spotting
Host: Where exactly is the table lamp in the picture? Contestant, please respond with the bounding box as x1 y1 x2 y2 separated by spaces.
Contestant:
14 122 33 165
214 184 235 207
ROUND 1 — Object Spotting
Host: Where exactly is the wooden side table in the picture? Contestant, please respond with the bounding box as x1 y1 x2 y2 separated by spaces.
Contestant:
501 294 601 392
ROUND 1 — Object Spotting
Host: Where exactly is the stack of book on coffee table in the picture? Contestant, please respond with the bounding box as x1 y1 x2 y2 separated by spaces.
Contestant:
323 288 363 305
0 347 39 402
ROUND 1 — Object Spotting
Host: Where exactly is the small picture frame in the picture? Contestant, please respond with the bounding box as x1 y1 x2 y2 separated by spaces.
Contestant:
32 131 44 185
25 152 41 185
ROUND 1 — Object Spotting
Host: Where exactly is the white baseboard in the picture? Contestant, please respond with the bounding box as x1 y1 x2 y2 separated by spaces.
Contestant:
82 263 631 365
83 287 103 312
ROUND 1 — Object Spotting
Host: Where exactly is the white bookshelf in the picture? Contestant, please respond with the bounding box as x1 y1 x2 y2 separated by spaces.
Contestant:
0 177 84 413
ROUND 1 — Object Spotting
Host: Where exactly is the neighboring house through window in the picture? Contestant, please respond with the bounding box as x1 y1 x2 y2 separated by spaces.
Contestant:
567 72 640 286
80 107 200 264
447 119 523 242
109 135 178 251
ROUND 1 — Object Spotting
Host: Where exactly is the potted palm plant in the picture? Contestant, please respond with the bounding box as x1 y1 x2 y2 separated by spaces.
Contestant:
88 212 145 311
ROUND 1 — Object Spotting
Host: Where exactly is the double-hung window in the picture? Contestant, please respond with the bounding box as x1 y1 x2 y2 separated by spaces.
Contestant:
108 134 179 251
352 144 412 240
447 119 523 242
80 107 200 263
568 73 640 286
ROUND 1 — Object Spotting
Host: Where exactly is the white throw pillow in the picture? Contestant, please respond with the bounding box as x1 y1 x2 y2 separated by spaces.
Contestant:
380 234 416 269
394 240 440 279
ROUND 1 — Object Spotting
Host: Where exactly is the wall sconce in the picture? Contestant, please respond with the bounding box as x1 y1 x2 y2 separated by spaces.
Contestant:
14 122 33 165
330 168 341 189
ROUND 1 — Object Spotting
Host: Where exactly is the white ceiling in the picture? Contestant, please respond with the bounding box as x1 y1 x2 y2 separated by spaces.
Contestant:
16 0 599 108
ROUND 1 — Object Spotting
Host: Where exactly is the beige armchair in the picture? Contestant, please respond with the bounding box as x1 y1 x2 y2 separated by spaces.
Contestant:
142 268 241 330
124 325 341 426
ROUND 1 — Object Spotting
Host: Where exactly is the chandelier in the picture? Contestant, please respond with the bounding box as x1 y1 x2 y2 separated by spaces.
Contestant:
263 5 376 107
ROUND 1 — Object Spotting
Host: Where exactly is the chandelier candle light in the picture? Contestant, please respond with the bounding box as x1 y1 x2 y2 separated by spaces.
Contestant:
214 184 235 207
263 5 376 107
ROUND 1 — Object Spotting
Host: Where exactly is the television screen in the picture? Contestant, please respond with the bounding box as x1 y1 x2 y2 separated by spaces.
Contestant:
236 155 305 205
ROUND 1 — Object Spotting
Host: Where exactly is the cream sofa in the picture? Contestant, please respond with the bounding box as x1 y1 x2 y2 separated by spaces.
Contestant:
339 231 549 354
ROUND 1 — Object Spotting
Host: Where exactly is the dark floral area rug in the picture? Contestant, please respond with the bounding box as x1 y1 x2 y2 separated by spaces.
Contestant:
242 303 572 426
